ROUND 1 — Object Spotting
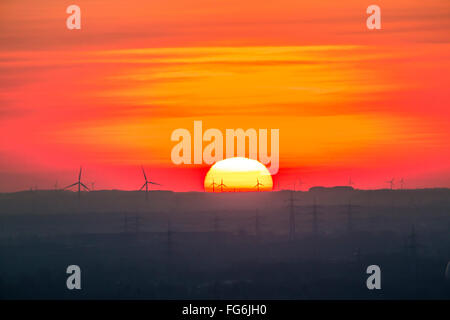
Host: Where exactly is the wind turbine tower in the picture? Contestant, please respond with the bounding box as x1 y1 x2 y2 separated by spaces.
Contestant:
298 178 304 191
210 178 218 192
64 166 89 199
139 166 161 200
217 179 226 192
254 178 264 192
348 177 354 187
386 178 395 190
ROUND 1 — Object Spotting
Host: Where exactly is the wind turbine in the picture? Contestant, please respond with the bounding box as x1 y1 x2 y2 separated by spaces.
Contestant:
399 178 404 189
217 179 226 192
210 178 218 193
254 178 264 192
139 166 161 200
64 166 89 199
385 178 395 190
348 177 354 187
297 178 304 191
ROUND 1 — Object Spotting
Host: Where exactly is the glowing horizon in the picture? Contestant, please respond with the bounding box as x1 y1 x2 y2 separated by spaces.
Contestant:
204 157 273 192
0 0 449 192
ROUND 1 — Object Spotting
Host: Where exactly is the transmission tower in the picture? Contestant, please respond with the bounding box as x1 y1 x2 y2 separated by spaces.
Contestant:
286 191 301 241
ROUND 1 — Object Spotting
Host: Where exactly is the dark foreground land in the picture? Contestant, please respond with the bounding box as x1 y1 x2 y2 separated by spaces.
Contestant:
0 187 449 299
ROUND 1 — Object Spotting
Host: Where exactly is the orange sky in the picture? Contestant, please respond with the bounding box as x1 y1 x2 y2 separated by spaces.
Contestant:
0 0 449 191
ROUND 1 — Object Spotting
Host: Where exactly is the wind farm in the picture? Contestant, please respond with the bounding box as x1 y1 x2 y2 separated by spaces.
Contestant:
1 0 449 304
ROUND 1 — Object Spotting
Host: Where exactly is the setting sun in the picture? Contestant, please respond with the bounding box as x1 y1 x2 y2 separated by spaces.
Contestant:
204 157 273 192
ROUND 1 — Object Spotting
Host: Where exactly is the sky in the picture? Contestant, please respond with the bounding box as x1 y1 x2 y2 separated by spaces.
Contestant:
0 0 449 192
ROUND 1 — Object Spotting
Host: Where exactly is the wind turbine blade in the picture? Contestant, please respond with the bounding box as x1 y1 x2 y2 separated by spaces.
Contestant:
64 182 78 189
79 166 82 181
80 183 90 191
139 183 146 191
141 166 147 181
149 181 161 186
